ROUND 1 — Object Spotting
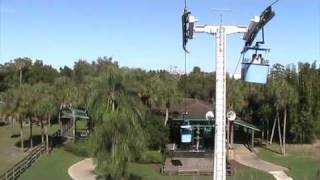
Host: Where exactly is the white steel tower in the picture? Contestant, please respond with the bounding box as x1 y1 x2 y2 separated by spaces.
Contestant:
182 4 275 180
195 24 247 180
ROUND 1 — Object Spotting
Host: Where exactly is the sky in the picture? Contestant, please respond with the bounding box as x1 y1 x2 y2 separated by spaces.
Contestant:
0 0 319 73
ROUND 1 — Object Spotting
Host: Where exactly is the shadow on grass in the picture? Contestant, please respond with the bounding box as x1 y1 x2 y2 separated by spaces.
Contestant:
11 134 20 138
15 135 44 148
129 174 143 180
96 175 142 180
0 121 7 126
14 135 68 148
171 159 182 166
51 136 68 148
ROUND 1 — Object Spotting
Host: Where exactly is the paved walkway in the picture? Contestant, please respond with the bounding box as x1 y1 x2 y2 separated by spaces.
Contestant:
68 146 294 180
164 157 213 175
233 144 293 180
68 158 96 180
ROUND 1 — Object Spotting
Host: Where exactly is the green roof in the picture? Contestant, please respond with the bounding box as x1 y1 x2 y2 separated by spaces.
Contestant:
172 118 209 121
172 118 261 132
61 108 89 120
234 119 261 132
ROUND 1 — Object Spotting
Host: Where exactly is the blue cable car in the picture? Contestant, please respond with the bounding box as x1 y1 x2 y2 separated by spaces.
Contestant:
180 120 192 143
242 53 269 84
241 12 274 85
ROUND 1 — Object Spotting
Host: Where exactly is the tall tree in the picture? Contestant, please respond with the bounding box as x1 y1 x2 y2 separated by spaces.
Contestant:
92 109 145 180
32 83 57 153
14 58 32 86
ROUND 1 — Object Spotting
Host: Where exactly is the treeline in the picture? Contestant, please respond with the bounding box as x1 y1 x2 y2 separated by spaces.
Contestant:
0 57 176 179
0 57 319 178
1 58 319 144
181 62 320 143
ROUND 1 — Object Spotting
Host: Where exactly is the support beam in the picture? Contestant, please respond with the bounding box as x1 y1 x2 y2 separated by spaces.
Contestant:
72 110 76 142
277 114 283 153
45 124 49 154
231 122 234 148
227 118 230 148
213 27 227 180
269 115 277 144
251 129 255 150
267 118 269 141
192 22 247 180
59 110 62 136
283 108 287 155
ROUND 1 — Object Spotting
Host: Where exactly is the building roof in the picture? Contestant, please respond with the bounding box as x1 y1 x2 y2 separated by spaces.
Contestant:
170 98 213 119
61 108 89 120
234 119 261 132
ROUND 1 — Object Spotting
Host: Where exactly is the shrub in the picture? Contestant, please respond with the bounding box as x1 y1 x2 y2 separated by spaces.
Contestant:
138 150 162 164
64 139 91 157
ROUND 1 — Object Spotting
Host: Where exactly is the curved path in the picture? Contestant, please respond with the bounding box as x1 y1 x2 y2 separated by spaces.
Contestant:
68 158 96 180
233 144 293 180
68 146 294 180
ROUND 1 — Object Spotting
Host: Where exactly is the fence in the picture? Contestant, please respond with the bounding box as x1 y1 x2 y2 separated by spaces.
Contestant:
0 122 73 180
0 144 45 180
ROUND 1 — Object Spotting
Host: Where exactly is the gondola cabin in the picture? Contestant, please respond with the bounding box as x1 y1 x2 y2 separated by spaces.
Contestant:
241 53 269 84
180 120 192 143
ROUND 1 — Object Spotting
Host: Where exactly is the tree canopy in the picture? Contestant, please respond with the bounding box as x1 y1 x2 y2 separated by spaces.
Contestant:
0 57 319 178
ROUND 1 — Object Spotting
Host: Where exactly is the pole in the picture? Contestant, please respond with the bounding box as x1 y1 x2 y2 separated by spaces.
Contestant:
59 109 62 136
193 23 247 180
72 109 76 142
283 108 287 155
231 122 234 148
277 114 283 153
270 115 277 144
251 129 255 150
213 26 226 180
19 70 22 86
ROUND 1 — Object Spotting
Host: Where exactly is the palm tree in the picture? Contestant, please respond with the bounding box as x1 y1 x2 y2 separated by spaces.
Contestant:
1 88 22 150
158 79 181 126
18 84 35 151
92 108 145 179
2 85 34 151
267 64 298 155
54 77 76 135
32 83 57 153
87 68 124 123
140 74 181 126
87 68 147 179
14 58 32 86
0 88 18 129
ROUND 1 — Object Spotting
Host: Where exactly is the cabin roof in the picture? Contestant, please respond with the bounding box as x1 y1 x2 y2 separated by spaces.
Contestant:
170 98 213 119
61 108 89 120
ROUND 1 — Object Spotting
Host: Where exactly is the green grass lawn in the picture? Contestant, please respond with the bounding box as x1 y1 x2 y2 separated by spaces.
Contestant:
0 123 60 174
12 144 320 180
19 148 83 180
6 134 319 180
19 146 273 180
257 144 320 180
